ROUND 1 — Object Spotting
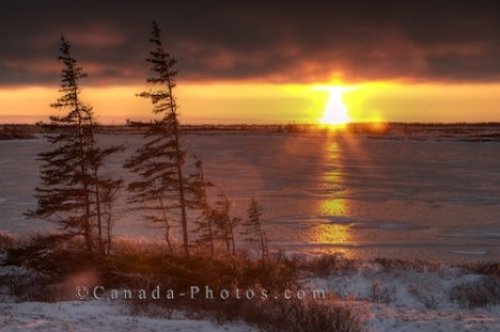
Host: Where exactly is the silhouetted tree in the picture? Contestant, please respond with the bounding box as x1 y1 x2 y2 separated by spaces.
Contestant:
187 157 216 257
125 21 190 256
212 188 240 257
27 36 122 254
96 176 123 255
241 198 268 262
187 157 240 258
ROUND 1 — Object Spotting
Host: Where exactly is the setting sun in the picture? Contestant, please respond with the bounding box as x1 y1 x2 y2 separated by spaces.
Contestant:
319 86 352 125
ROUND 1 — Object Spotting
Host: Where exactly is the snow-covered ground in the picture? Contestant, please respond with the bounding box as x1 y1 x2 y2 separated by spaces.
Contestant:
1 255 499 331
0 255 256 331
0 300 257 332
308 261 500 332
1 292 498 332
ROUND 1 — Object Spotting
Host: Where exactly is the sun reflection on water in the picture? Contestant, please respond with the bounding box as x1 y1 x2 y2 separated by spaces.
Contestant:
319 198 348 216
311 223 350 243
308 140 358 257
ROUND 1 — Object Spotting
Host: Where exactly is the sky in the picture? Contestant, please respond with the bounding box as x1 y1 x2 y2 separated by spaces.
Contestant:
1 0 500 124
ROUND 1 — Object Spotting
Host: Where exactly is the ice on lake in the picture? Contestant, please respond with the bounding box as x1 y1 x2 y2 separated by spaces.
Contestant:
1 131 499 262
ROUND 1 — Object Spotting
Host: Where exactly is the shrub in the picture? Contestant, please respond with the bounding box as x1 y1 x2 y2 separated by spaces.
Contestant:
0 231 16 251
205 299 362 332
408 285 440 309
369 281 394 304
450 277 500 308
254 299 361 332
3 237 300 301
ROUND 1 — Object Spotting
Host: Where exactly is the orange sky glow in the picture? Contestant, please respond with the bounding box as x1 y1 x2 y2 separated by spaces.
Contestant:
1 82 499 124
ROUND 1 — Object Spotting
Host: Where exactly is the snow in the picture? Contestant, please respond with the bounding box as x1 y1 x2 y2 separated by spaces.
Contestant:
306 261 500 332
0 300 257 332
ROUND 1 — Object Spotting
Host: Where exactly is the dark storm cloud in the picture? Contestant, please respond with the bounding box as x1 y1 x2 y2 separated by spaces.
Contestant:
1 0 500 85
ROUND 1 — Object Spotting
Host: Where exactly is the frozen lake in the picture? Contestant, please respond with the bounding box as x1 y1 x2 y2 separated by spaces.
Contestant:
1 132 500 262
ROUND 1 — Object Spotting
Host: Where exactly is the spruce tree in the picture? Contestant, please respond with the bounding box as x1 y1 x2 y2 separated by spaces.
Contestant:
187 158 216 257
125 21 190 256
27 36 122 253
98 177 123 254
241 198 268 262
187 157 240 258
211 188 239 257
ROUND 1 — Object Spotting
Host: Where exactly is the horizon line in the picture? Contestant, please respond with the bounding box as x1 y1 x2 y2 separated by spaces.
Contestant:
3 121 500 126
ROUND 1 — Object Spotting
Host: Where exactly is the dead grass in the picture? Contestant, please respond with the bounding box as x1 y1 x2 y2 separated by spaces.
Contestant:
301 254 359 277
180 298 362 332
373 257 441 272
454 262 500 278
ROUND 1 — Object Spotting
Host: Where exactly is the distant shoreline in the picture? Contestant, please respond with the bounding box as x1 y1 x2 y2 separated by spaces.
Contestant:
0 124 36 140
3 122 500 142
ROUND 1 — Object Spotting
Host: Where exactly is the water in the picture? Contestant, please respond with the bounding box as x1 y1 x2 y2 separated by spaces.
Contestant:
1 132 500 262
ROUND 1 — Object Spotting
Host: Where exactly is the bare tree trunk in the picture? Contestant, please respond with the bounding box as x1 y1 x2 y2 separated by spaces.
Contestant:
207 216 214 258
258 225 267 263
228 221 236 256
199 164 214 257
105 211 112 255
91 139 104 255
94 178 103 253
75 97 93 252
159 196 173 255
165 224 173 255
167 80 189 257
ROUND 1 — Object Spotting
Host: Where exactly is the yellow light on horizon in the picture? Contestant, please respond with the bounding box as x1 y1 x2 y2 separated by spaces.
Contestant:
317 86 353 126
2 82 500 124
